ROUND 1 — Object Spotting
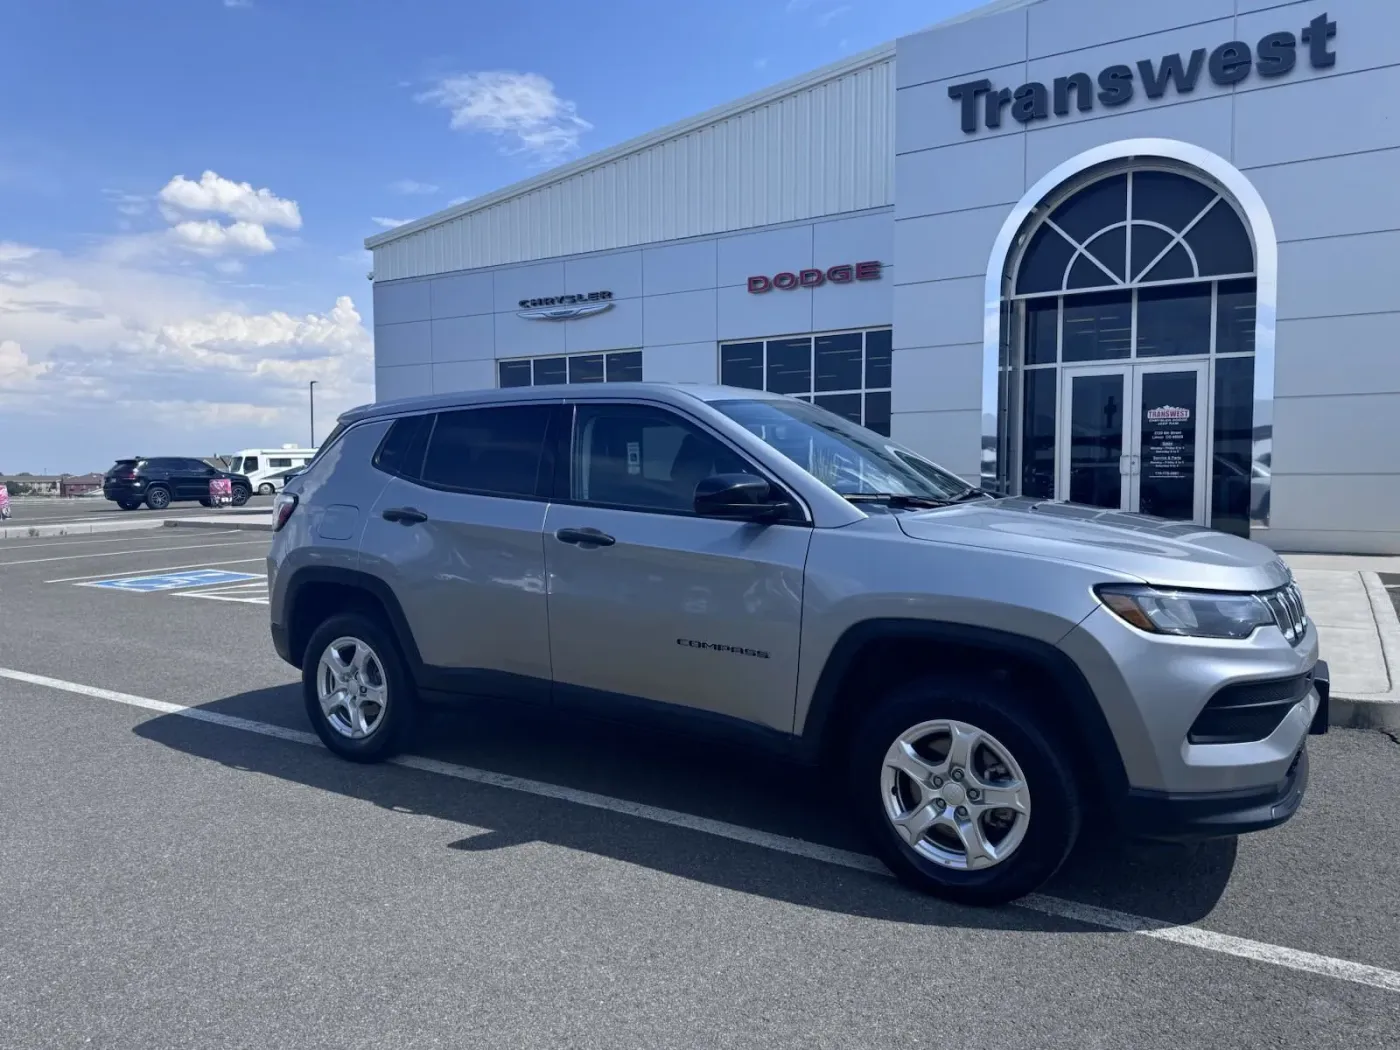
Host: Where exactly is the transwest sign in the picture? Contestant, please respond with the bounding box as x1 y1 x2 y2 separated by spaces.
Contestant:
949 12 1337 134
518 290 613 320
748 261 882 293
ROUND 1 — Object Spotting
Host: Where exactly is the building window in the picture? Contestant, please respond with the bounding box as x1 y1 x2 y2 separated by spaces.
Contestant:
1003 165 1259 536
719 328 892 436
498 350 642 388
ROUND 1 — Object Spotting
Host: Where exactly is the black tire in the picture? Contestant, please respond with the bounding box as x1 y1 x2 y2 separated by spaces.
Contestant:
117 500 141 511
198 498 213 507
144 486 171 510
849 671 1081 906
301 612 417 763
257 483 276 496
230 484 250 507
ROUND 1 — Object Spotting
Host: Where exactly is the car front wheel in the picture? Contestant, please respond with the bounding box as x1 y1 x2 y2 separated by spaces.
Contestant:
230 484 250 506
850 672 1081 906
302 613 416 762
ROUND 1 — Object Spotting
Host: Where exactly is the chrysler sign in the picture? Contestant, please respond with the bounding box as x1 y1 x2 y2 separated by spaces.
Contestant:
518 290 614 320
949 12 1337 133
748 261 882 293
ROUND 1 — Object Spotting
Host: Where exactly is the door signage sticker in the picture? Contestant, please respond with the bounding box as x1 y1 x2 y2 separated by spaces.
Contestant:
1146 405 1191 423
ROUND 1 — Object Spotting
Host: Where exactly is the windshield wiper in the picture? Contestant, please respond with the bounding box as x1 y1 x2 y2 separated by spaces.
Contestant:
842 493 955 509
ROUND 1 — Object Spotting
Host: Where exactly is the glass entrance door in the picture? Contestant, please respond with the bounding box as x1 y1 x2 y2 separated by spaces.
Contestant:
1057 367 1130 512
1130 362 1208 523
1056 362 1209 522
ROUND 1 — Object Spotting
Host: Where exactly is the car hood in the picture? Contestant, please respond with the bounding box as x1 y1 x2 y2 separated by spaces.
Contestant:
894 497 1290 592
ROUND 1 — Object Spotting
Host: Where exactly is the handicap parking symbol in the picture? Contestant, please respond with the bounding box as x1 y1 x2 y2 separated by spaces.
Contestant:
82 569 264 593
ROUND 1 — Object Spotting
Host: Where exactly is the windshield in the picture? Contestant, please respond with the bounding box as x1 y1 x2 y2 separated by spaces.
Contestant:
710 398 974 501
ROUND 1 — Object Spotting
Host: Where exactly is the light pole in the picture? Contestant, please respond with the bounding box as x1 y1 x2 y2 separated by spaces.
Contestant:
309 380 317 448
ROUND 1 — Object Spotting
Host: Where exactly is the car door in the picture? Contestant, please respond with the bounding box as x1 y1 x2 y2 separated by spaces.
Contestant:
357 403 558 702
543 400 812 735
183 458 217 499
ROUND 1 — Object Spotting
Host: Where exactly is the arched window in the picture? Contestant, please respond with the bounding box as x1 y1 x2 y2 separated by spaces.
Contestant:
1013 169 1255 297
1002 164 1260 536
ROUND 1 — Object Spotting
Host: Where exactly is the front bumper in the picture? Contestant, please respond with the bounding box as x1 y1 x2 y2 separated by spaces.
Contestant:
1122 660 1329 840
1124 744 1309 840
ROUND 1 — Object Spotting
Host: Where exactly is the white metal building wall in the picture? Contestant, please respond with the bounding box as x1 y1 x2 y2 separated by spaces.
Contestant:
369 56 895 282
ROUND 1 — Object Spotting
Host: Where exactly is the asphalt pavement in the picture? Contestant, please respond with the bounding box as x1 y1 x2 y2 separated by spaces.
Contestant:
1 529 1397 1048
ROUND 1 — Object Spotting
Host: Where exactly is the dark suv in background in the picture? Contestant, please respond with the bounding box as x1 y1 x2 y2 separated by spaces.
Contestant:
103 457 252 510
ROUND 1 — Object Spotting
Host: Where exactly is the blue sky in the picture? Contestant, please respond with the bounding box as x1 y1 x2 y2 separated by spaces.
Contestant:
0 0 980 473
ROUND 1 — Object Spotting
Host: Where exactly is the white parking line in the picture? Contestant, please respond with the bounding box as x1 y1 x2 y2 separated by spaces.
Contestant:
0 530 239 551
178 580 269 604
1 664 1397 997
0 539 267 568
47 558 265 584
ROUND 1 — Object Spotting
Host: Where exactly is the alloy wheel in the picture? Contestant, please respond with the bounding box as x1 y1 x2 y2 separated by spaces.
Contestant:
880 719 1032 871
316 636 389 739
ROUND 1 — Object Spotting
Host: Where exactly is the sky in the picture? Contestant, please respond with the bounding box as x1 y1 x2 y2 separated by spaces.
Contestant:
0 0 981 474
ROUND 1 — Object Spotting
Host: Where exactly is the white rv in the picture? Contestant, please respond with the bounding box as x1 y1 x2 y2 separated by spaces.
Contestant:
223 446 316 494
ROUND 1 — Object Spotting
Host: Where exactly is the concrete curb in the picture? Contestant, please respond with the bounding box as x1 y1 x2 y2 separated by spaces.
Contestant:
163 517 273 533
0 519 167 540
1329 571 1400 732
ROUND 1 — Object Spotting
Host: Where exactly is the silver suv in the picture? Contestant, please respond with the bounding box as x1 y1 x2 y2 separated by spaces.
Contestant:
268 383 1329 905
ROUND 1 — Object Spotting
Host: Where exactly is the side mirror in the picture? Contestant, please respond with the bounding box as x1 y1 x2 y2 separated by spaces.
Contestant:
693 473 786 522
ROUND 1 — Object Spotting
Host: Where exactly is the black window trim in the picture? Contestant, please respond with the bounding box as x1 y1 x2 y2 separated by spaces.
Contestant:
374 401 563 503
549 397 812 526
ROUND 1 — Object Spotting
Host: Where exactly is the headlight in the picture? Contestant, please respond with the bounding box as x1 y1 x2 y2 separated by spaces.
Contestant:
1095 585 1276 639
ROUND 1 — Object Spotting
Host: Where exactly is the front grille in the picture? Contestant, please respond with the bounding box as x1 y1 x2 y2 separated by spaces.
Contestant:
1261 582 1309 646
1189 672 1313 745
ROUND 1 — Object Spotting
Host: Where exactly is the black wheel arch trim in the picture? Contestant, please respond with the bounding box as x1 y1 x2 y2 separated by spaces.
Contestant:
798 618 1131 803
279 565 425 673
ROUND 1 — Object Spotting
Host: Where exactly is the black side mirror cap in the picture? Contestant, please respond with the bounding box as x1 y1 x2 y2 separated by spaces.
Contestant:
693 473 788 522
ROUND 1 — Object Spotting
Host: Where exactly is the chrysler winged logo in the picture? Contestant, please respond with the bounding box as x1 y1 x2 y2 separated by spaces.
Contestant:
518 290 614 320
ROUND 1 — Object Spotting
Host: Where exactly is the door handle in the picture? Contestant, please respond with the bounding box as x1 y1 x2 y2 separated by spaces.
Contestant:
555 527 615 547
382 507 428 525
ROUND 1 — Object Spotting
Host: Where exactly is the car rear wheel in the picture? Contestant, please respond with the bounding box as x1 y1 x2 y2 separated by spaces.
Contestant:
230 484 250 506
302 612 416 762
257 482 276 495
144 486 171 510
849 671 1081 906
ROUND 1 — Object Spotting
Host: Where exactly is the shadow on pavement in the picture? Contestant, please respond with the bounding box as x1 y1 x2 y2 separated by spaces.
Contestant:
132 684 1237 932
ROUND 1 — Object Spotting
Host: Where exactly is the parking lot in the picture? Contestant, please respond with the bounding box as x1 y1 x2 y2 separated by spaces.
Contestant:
2 527 1398 1048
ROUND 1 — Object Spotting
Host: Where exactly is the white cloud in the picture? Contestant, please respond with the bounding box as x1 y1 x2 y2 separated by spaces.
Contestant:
170 219 276 256
0 339 49 391
416 71 592 162
223 0 252 8
817 5 851 26
158 170 302 229
447 196 469 206
371 216 412 229
0 241 373 470
104 189 149 217
754 57 769 70
390 179 439 195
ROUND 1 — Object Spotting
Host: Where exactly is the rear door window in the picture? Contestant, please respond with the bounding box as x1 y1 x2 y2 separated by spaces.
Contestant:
419 404 553 498
373 414 433 480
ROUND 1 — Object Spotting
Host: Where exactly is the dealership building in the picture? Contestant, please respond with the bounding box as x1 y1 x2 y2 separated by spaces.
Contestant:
366 0 1399 554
